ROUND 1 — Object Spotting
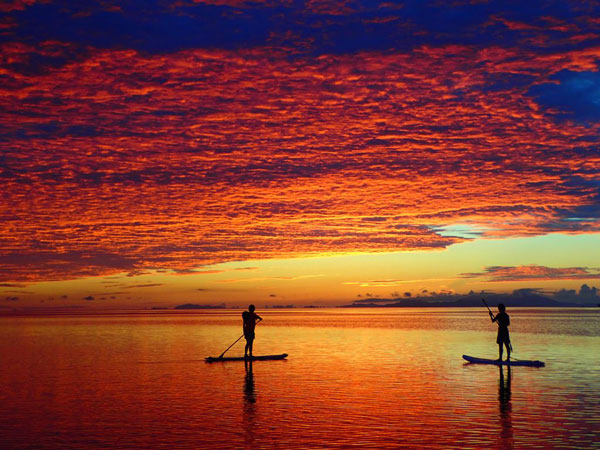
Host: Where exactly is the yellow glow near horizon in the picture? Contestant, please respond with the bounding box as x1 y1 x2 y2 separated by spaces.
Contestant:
2 233 598 309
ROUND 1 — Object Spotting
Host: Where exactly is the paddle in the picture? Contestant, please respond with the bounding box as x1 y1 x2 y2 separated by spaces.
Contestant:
482 298 493 317
217 317 262 359
217 333 245 359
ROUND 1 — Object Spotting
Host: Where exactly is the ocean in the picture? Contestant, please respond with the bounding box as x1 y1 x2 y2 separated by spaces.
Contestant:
1 308 599 449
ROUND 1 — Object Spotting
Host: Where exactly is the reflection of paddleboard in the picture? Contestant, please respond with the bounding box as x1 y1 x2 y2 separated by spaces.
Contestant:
463 354 544 367
205 353 288 363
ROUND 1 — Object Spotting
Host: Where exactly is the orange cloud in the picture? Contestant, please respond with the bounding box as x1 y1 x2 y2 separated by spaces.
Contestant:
461 265 600 282
173 269 226 275
216 275 325 283
1 44 599 282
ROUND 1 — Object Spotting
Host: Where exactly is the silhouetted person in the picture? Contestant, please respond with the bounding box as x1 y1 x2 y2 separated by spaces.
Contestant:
490 303 510 361
242 304 262 358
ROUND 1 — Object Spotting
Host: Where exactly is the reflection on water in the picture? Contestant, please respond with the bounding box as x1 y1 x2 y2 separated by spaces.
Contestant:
0 308 599 449
243 359 256 449
244 359 256 405
498 366 513 449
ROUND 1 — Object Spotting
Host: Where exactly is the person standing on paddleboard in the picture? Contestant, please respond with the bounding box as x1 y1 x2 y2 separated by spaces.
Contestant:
243 304 262 358
490 303 510 361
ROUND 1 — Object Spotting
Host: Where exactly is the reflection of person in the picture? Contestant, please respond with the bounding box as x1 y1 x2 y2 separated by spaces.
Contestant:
243 359 256 449
242 304 262 358
499 365 511 407
244 359 255 404
490 303 510 361
498 366 513 446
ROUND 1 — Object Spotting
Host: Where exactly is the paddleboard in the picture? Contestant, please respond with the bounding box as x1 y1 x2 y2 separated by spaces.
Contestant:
463 354 544 367
205 353 288 363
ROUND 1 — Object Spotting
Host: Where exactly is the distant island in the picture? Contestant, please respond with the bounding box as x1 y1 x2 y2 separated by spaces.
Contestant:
174 303 226 309
265 304 323 309
342 290 598 308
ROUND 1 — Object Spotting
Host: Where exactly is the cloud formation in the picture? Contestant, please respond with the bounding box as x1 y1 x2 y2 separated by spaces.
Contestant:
461 265 600 282
124 284 164 289
216 275 325 283
554 284 599 303
0 1 599 282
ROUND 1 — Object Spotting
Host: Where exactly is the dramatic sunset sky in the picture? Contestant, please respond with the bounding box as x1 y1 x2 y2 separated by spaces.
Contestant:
1 0 599 309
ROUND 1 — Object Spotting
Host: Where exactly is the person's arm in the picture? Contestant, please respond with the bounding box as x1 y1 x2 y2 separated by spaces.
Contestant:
490 311 497 322
256 314 263 322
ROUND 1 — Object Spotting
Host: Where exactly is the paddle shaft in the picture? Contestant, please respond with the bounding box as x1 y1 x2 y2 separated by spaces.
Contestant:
218 334 245 359
217 318 261 359
482 298 493 315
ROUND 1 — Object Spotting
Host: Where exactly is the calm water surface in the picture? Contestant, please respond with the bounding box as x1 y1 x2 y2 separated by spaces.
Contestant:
1 308 599 449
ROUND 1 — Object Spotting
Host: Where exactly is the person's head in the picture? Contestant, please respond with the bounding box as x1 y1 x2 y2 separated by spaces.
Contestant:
498 303 506 312
249 304 255 312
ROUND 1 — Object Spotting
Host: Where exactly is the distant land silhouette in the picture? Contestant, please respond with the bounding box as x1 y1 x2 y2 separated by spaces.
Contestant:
174 303 226 310
343 288 599 308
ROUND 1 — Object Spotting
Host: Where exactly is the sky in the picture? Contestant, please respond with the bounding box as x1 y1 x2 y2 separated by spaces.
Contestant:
1 0 599 309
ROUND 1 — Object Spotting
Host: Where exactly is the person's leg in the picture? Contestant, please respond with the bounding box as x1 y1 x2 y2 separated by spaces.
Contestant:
248 337 254 357
505 342 511 361
498 343 503 361
244 338 249 357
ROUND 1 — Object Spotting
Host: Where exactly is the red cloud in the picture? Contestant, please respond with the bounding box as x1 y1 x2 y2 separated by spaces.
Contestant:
1 44 599 281
0 0 42 13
